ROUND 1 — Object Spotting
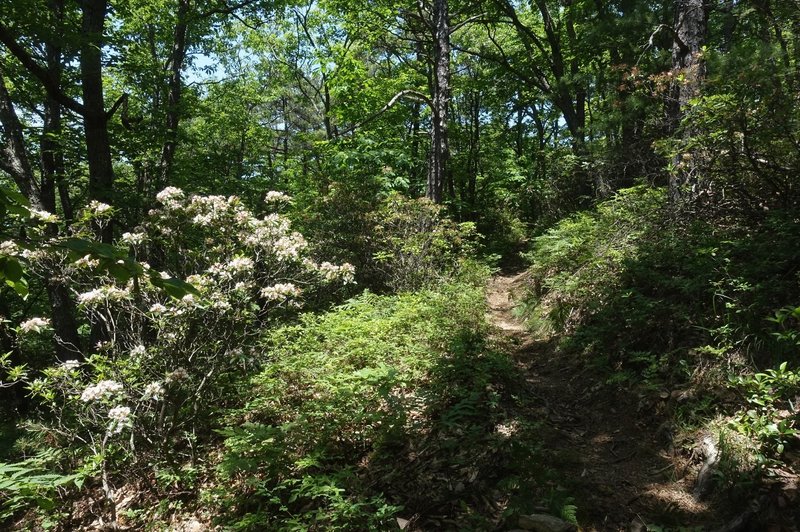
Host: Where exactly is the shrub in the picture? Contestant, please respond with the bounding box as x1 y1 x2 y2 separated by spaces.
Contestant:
367 193 477 291
1 189 354 523
522 185 667 334
520 185 800 390
216 278 511 529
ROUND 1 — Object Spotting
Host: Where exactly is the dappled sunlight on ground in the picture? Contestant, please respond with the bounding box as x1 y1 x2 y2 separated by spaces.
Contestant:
484 273 733 530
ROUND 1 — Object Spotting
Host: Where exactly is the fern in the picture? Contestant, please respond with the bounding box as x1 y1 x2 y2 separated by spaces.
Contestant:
0 458 80 520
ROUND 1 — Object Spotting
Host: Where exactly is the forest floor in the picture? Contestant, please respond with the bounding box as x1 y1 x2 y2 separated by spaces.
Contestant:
485 273 733 531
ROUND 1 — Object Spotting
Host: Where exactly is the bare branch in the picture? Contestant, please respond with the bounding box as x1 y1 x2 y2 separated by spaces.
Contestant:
450 13 495 34
0 24 85 115
339 89 432 137
647 23 688 53
105 93 128 120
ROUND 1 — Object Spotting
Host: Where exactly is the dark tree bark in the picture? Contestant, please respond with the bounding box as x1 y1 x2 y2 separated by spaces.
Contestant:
1 68 82 360
41 0 73 224
466 85 480 218
41 0 82 358
0 70 40 207
669 0 708 201
80 0 115 242
159 0 190 189
427 0 451 203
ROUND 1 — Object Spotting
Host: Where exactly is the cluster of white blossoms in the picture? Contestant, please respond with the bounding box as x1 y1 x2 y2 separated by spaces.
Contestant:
149 303 168 314
274 234 308 260
107 405 132 434
20 248 48 261
189 195 232 226
142 382 165 401
207 257 254 279
155 186 185 210
0 240 19 256
73 254 100 269
130 345 147 357
185 274 212 291
260 282 302 301
136 187 356 320
180 293 197 307
210 296 232 311
80 380 124 402
18 317 51 334
60 360 81 371
87 200 113 216
318 261 356 283
120 231 146 246
264 191 292 203
78 286 131 306
244 215 292 248
30 209 58 223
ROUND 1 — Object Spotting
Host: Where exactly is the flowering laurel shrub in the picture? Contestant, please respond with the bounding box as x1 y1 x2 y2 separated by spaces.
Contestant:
11 188 354 505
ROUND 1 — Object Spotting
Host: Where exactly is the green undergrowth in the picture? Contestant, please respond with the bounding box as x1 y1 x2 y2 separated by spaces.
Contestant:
520 185 800 500
211 275 559 530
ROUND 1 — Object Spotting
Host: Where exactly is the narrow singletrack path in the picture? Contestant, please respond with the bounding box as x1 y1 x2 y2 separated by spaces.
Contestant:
486 273 719 531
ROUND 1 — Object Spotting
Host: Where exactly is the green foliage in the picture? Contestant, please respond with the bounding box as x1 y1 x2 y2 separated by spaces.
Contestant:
216 276 532 529
217 282 484 523
768 305 800 348
296 189 477 292
730 362 799 459
521 185 800 395
522 185 667 334
369 193 477 291
0 452 82 521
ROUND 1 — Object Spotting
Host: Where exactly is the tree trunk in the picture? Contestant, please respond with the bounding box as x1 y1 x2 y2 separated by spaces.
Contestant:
0 70 41 207
1 66 82 361
42 0 73 224
669 0 708 201
427 0 451 204
42 2 81 358
81 0 115 243
467 88 480 218
159 0 190 189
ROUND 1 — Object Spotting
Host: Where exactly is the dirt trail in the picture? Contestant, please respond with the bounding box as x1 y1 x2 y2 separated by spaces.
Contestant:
487 273 717 531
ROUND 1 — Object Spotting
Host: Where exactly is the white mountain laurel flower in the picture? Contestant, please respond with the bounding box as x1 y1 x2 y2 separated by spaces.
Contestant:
20 248 47 261
260 283 302 301
143 382 165 401
19 317 51 334
74 254 100 268
274 234 307 260
264 191 292 203
80 380 123 402
156 187 185 210
87 200 113 216
130 345 146 357
120 231 146 246
60 360 80 371
107 405 132 433
0 240 19 256
318 261 356 283
77 286 131 306
149 303 168 314
228 257 254 272
30 209 58 223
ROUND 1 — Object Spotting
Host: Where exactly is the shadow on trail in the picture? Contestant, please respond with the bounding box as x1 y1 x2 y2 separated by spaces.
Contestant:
483 273 720 531
359 330 549 530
